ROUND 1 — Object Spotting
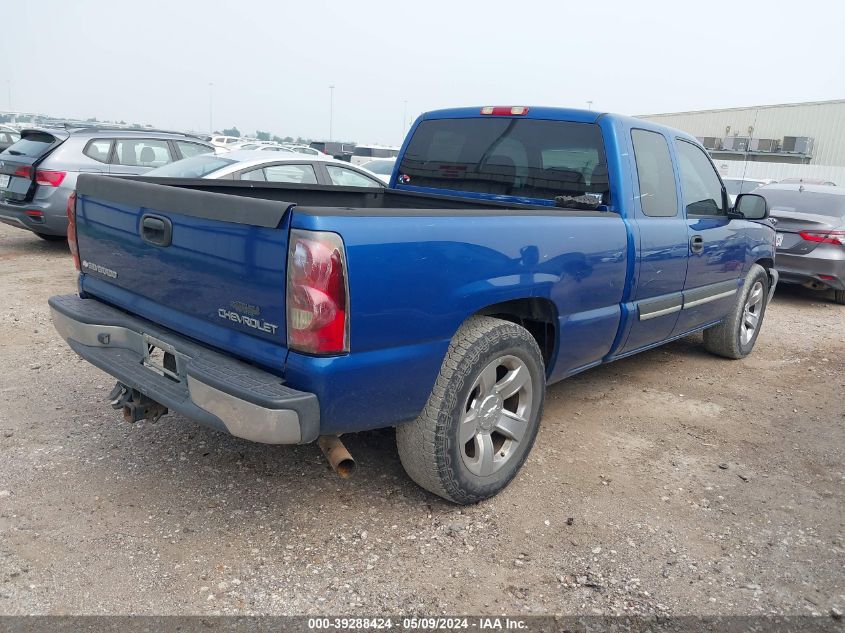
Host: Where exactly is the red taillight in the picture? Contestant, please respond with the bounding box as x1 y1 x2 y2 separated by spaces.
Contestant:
67 192 80 270
13 166 32 178
799 230 845 246
480 106 529 116
35 169 67 187
286 229 349 354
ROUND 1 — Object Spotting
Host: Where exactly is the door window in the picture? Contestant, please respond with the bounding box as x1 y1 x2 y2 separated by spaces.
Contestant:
675 139 726 216
176 141 213 158
239 164 318 184
264 164 317 184
83 139 113 163
113 139 173 167
630 129 678 217
325 165 383 187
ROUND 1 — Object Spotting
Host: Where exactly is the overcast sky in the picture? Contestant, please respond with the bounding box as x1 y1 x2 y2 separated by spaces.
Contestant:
1 0 843 145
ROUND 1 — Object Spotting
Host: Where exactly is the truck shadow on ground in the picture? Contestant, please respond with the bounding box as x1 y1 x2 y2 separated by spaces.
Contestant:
770 282 839 307
79 328 736 517
1 232 69 259
72 281 840 516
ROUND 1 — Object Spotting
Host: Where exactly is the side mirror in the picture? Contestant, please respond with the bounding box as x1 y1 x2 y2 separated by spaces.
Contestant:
733 193 769 220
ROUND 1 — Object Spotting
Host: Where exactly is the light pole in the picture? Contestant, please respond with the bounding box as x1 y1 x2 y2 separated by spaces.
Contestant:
6 80 11 111
329 85 335 140
402 99 408 140
208 82 214 134
586 100 593 111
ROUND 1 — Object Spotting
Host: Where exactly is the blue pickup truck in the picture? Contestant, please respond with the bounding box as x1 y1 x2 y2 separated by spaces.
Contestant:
49 106 777 504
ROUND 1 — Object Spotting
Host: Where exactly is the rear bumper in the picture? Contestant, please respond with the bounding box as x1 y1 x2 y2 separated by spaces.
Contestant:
49 294 320 444
776 251 845 290
0 193 70 236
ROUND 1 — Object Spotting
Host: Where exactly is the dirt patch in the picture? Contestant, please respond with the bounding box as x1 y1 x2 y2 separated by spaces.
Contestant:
0 224 842 617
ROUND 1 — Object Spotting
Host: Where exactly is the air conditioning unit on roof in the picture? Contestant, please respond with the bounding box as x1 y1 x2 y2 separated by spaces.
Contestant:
781 136 814 155
722 136 750 151
698 136 723 150
750 138 779 152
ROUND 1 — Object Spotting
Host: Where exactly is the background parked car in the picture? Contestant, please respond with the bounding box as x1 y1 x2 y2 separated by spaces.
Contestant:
234 142 295 153
143 150 386 187
0 125 21 153
723 177 775 205
778 178 837 186
209 135 242 150
0 126 214 239
757 183 845 304
309 141 355 162
350 144 400 166
361 157 396 184
285 144 327 157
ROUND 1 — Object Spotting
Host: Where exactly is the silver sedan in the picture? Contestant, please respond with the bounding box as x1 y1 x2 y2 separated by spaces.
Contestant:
758 183 845 304
144 150 386 188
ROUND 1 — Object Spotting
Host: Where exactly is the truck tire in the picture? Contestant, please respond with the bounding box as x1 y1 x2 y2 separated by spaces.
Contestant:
396 316 545 504
703 264 769 359
833 289 845 305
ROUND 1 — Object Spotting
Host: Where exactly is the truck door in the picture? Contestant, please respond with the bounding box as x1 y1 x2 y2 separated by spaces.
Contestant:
671 139 744 335
618 128 689 354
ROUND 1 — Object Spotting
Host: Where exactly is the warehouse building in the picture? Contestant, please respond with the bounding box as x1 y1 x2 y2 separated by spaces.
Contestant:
638 99 845 184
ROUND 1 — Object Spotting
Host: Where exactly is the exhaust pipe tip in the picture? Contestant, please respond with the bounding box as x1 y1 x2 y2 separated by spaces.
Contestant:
334 457 356 478
318 435 356 478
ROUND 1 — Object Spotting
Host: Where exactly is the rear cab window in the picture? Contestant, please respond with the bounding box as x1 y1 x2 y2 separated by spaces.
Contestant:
397 118 609 207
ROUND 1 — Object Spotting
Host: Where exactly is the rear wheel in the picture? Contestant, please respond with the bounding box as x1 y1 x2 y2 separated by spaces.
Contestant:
396 316 545 504
703 264 769 359
834 289 845 305
35 233 66 242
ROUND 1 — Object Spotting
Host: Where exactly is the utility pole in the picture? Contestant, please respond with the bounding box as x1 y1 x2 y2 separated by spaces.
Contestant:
208 82 214 134
329 85 335 140
586 100 593 111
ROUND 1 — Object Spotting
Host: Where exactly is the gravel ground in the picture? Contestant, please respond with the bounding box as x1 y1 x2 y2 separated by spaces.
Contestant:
0 223 843 617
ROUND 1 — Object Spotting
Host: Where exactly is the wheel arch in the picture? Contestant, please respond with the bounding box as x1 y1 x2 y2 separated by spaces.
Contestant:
755 257 774 271
472 297 558 373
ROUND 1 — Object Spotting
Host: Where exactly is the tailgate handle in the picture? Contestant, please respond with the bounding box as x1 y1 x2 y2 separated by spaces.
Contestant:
140 214 172 247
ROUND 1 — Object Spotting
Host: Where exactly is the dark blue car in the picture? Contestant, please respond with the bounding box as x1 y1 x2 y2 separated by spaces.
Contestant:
49 105 776 504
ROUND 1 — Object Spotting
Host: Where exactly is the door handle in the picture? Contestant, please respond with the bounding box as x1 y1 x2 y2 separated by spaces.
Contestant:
140 214 172 247
690 234 704 254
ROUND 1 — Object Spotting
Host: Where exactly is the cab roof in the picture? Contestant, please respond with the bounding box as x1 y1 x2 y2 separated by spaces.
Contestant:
420 106 701 145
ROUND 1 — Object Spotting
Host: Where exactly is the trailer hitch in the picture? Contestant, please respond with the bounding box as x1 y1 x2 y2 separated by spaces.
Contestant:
107 382 168 423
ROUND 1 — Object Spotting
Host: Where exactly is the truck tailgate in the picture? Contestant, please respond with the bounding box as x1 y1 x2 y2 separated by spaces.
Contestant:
74 174 293 370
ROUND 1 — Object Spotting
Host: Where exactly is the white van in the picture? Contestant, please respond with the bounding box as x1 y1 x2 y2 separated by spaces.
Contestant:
350 144 400 166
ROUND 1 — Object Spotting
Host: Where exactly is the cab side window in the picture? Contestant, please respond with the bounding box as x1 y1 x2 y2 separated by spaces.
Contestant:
675 139 726 216
630 129 678 217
